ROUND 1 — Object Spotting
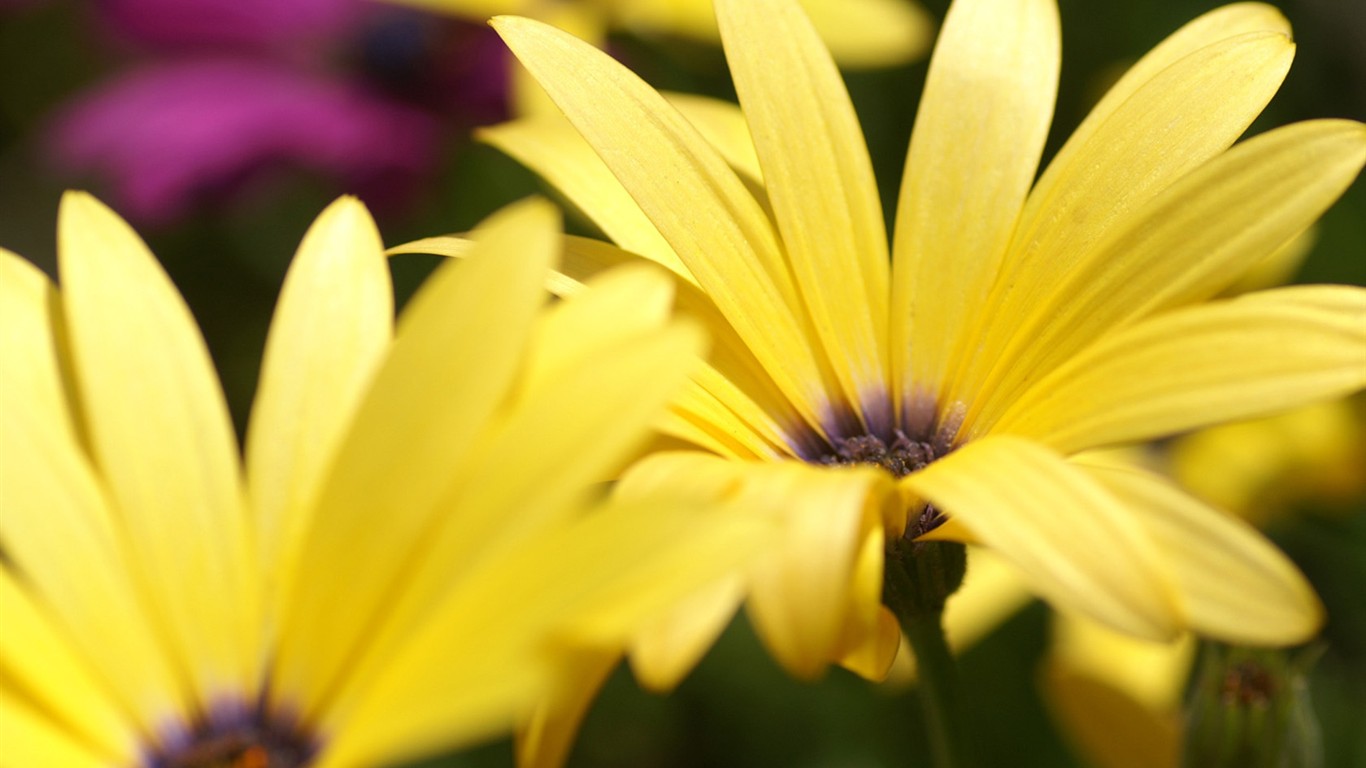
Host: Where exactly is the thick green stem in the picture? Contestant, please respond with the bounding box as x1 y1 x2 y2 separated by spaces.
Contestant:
902 607 974 768
883 532 974 768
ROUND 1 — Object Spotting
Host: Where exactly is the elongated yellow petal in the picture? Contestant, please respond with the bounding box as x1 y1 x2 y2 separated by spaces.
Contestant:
891 0 1059 417
390 233 815 459
629 577 745 691
663 92 764 185
0 573 139 764
325 317 706 708
516 649 619 768
1044 664 1180 768
1 392 186 737
1 251 80 445
996 286 1366 453
744 463 896 678
494 16 839 432
273 199 559 721
478 116 692 279
1080 462 1323 644
56 191 257 707
955 29 1295 414
0 690 111 768
718 0 891 430
970 120 1366 431
317 494 771 768
244 197 392 631
905 437 1179 639
1045 4 1291 185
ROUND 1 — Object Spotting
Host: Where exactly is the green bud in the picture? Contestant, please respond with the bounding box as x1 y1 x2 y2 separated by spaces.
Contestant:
1181 642 1323 768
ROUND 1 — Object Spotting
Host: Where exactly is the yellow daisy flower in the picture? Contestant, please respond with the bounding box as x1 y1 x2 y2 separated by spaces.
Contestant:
476 0 1366 686
0 193 769 767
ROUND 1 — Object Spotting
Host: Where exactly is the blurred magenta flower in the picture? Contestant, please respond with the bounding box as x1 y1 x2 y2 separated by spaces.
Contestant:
51 59 438 224
45 0 507 224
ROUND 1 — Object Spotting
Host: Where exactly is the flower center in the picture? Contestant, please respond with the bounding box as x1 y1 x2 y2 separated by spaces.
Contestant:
149 709 314 768
817 430 938 479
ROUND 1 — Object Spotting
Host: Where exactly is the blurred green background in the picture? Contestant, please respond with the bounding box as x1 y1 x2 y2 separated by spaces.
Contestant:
2 0 1363 766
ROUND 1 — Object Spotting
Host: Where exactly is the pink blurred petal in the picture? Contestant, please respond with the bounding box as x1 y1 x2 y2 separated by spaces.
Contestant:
48 59 439 223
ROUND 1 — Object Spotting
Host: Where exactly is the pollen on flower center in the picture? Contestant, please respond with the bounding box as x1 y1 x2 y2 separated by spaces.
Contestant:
817 430 938 479
148 706 315 768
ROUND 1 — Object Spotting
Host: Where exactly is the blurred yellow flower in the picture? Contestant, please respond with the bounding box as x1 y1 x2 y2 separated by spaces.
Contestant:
0 193 768 767
482 0 1366 680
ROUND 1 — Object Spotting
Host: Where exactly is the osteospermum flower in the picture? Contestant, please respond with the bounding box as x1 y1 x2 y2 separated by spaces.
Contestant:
474 0 1366 690
0 193 767 767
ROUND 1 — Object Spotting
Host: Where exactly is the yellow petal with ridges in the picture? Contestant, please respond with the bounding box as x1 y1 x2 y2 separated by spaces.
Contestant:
318 493 771 768
891 0 1059 414
0 573 139 764
245 197 392 629
663 91 764 185
56 191 258 707
905 437 1179 639
494 16 838 433
1044 3 1290 185
478 116 691 279
273 198 558 721
718 0 891 429
390 233 813 459
956 30 1295 416
971 119 1366 432
1081 462 1323 644
995 286 1366 453
333 319 709 695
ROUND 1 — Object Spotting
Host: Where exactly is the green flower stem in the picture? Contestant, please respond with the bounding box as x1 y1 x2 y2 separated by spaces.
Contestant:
884 535 974 768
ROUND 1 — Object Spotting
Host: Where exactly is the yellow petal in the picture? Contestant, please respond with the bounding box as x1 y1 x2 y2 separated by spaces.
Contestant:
943 546 1033 651
663 91 764 185
272 198 559 721
744 463 896 678
391 233 814 459
905 436 1179 639
629 577 745 691
955 28 1295 413
318 492 771 768
1044 663 1181 768
0 251 80 447
1051 612 1192 714
970 120 1366 431
836 606 902 681
1 385 186 737
0 689 112 768
890 0 1059 416
478 115 692 280
244 197 392 627
996 286 1366 453
56 191 257 706
718 0 891 429
1048 4 1291 180
516 649 619 768
494 15 838 432
0 573 139 764
1080 462 1323 644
